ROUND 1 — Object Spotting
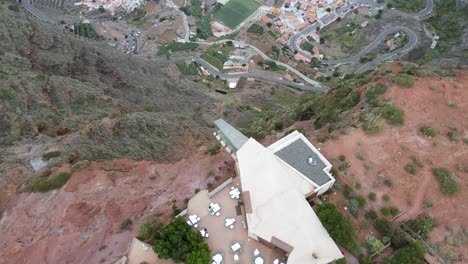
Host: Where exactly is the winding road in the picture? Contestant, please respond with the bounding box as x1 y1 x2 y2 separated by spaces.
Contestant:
157 56 327 91
290 0 433 73
20 0 433 90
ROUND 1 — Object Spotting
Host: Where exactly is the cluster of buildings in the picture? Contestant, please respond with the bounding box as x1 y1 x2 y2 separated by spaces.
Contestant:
74 0 146 15
280 0 345 31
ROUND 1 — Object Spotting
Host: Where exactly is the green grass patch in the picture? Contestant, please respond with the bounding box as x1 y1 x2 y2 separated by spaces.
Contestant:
247 23 264 34
213 0 261 29
175 62 200 75
74 23 98 38
404 163 416 175
384 0 426 13
201 53 224 70
157 42 199 55
42 151 61 160
392 73 415 88
420 126 436 138
431 167 460 195
300 40 314 52
24 171 71 193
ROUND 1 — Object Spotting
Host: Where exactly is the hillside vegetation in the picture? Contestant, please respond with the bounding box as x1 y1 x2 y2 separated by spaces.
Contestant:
0 5 216 168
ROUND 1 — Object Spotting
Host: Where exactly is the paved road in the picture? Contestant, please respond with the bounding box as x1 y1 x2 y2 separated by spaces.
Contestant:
290 0 433 73
322 26 417 65
196 39 326 89
20 1 54 23
157 56 327 92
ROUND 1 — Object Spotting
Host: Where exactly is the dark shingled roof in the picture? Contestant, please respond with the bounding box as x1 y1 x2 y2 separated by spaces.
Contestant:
274 139 331 186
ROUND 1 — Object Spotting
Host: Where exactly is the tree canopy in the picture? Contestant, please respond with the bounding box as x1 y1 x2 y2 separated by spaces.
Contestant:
153 217 211 263
383 242 426 264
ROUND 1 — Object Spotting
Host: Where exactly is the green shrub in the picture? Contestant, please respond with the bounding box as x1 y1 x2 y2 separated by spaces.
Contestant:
316 203 361 255
356 196 366 207
392 73 415 88
338 161 351 171
423 200 433 209
381 103 404 125
382 194 390 202
120 218 133 231
447 127 458 141
139 217 162 243
345 199 360 218
376 219 411 249
390 207 400 216
8 4 20 12
24 171 71 192
42 151 61 160
368 192 377 201
355 182 362 189
343 184 355 199
207 142 221 155
431 167 460 195
381 207 389 216
368 209 378 219
400 64 421 76
405 163 416 175
330 167 339 177
405 216 436 239
376 218 392 234
366 235 385 254
365 83 388 107
384 179 393 187
420 126 436 138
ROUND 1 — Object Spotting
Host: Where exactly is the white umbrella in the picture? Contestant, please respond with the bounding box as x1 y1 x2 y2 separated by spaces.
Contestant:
212 254 223 263
254 257 264 264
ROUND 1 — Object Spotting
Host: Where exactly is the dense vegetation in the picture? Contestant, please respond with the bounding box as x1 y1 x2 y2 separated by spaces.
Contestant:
383 242 427 264
153 217 210 264
295 74 369 129
428 0 468 54
315 203 361 255
195 16 213 39
360 83 405 133
431 167 460 195
405 216 436 239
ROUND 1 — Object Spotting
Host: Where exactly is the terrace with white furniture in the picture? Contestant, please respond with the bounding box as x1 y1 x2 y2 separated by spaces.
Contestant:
185 179 285 264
